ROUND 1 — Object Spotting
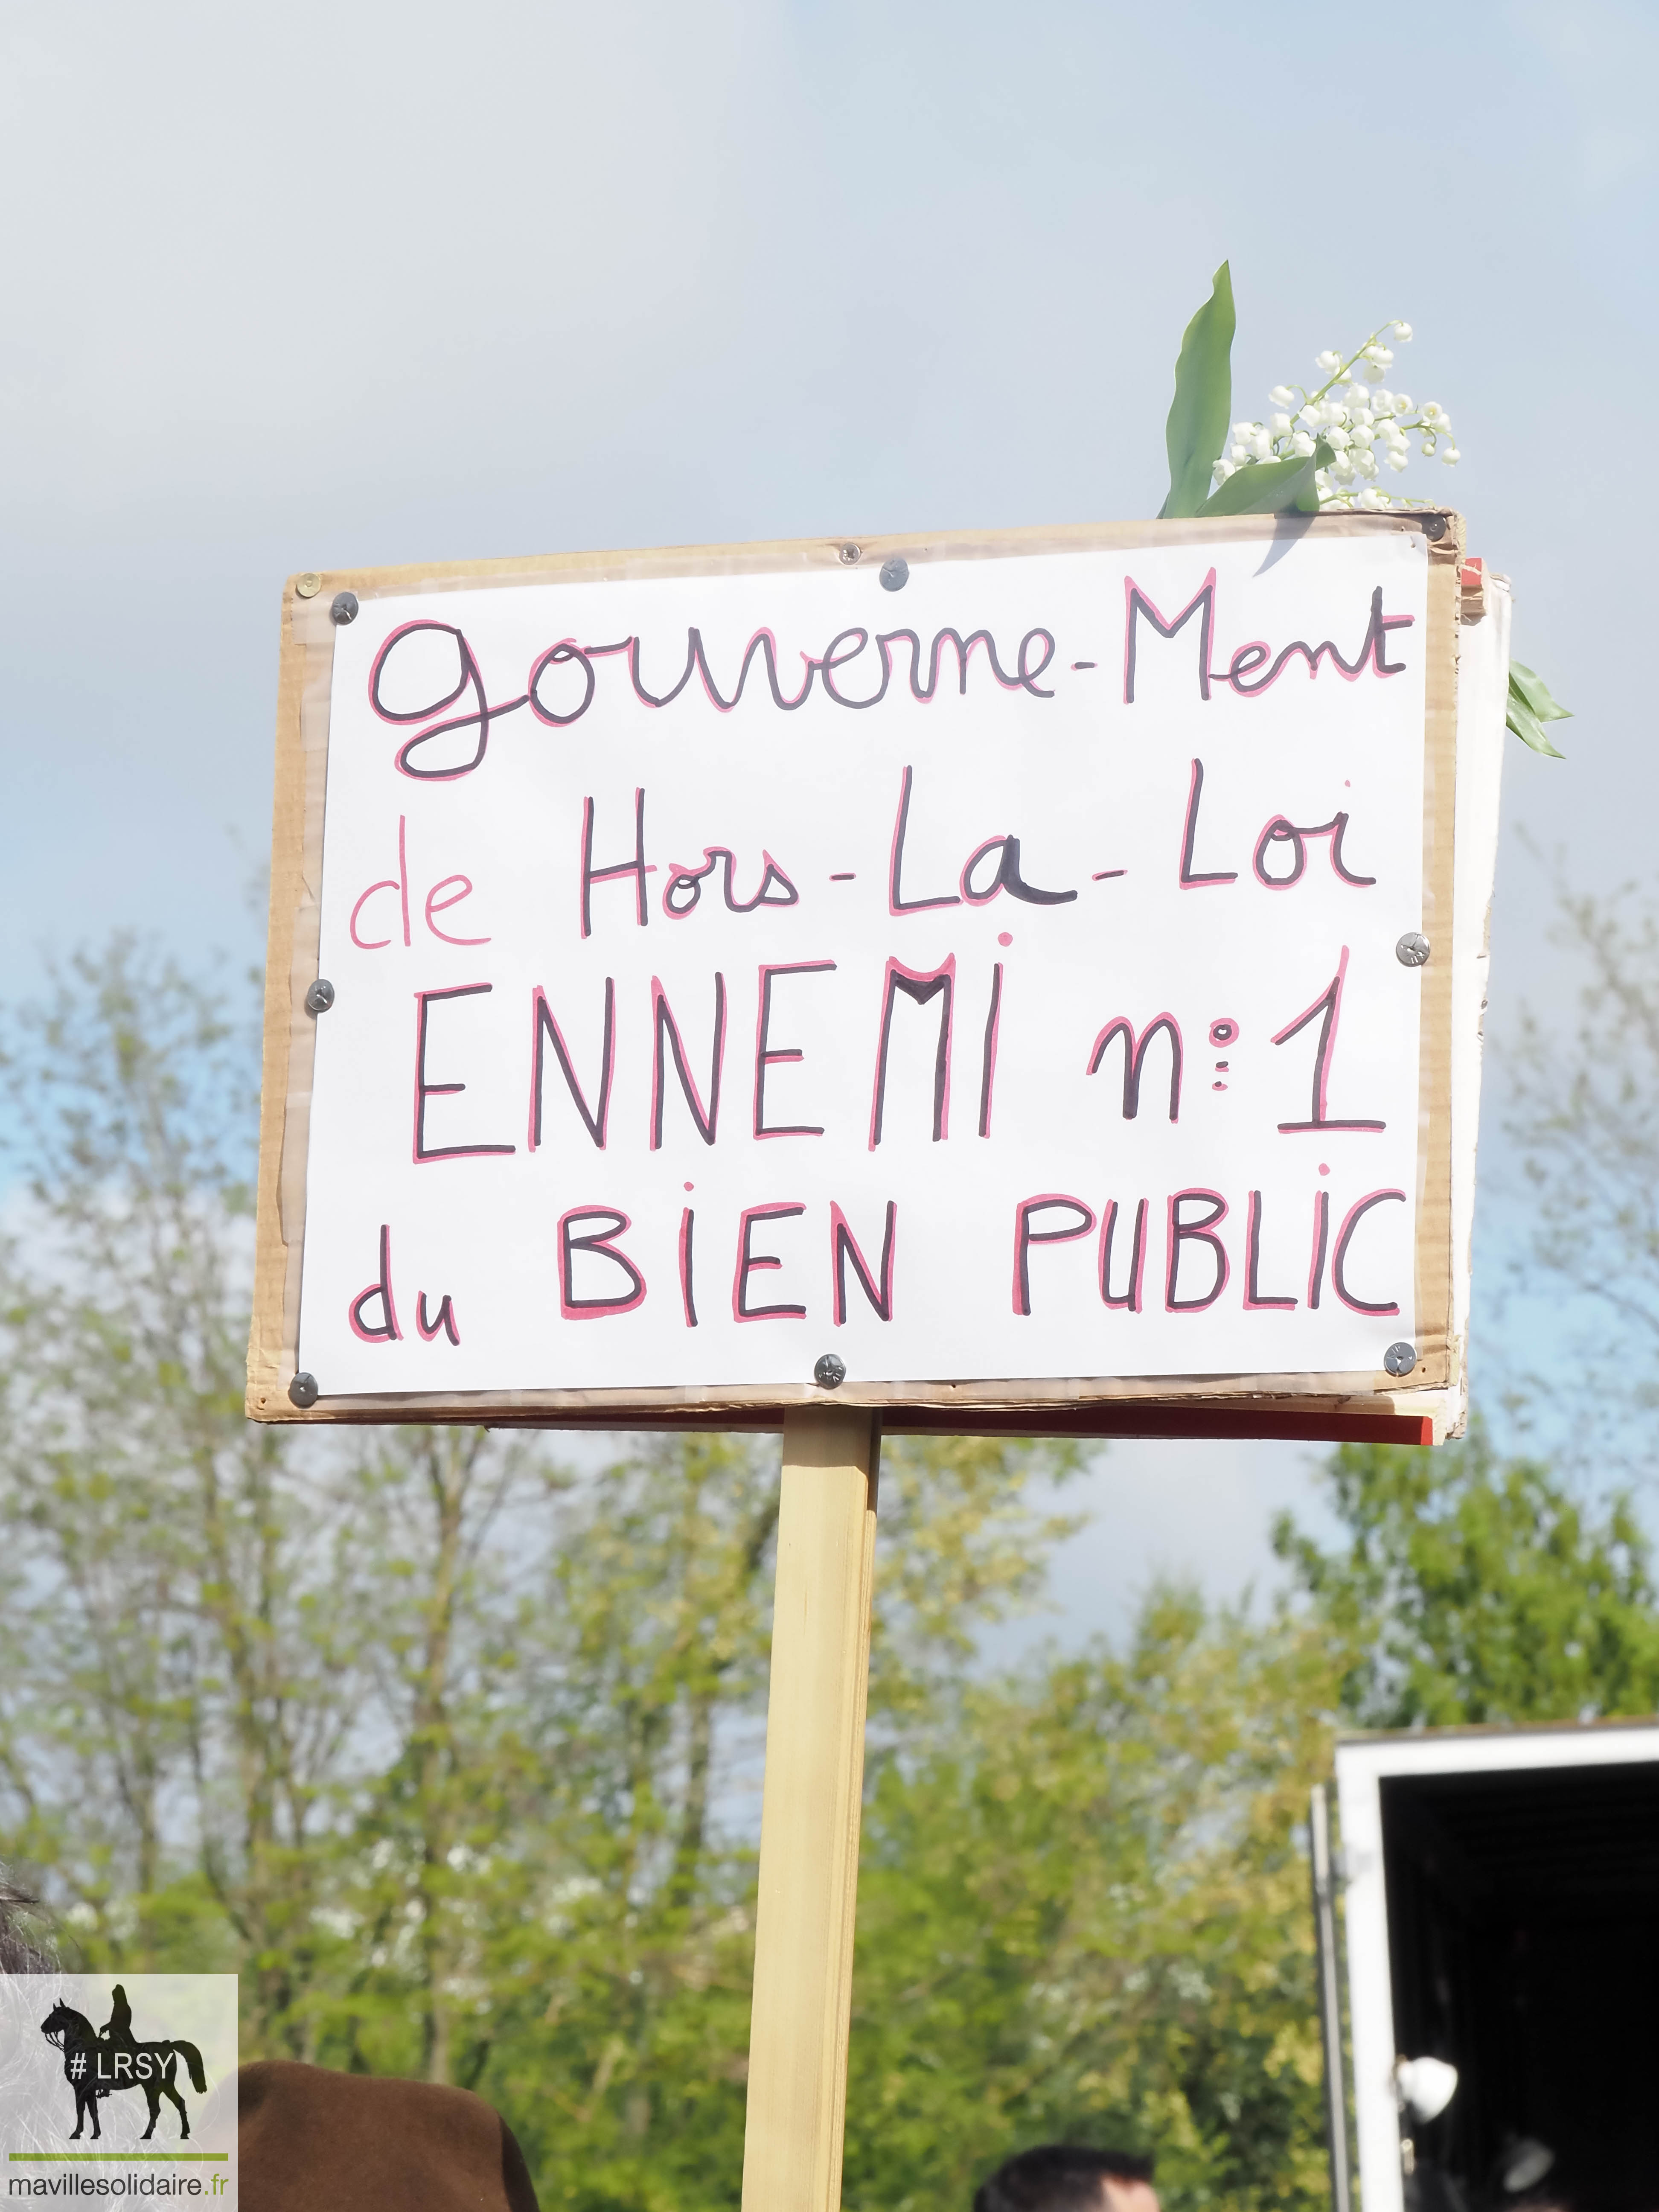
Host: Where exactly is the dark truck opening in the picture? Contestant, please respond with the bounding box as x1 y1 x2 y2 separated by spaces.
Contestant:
1379 1758 1659 2212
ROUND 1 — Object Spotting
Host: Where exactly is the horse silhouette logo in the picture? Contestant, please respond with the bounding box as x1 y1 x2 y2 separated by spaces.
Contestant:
39 1983 207 2142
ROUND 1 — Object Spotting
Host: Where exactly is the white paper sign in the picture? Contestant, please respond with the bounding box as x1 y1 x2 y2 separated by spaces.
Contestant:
296 531 1430 1395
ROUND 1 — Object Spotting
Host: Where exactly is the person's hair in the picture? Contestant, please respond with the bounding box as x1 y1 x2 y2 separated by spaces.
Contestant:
0 1880 52 1973
974 2144 1155 2212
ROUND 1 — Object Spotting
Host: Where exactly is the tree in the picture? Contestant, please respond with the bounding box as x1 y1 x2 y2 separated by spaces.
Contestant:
842 1589 1342 2212
1273 1428 1659 1727
1504 881 1659 1463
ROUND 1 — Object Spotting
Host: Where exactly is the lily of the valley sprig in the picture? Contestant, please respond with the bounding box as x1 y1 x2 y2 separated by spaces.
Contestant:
1220 323 1458 512
1156 261 1566 752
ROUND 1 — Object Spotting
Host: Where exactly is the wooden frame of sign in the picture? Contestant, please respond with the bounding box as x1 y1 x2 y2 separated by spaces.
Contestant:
249 508 1502 2212
249 509 1491 1449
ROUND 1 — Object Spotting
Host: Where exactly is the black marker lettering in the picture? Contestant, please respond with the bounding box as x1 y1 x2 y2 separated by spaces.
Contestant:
1272 948 1385 1132
1179 759 1237 888
650 974 727 1149
1332 1188 1406 1316
528 980 615 1151
414 984 516 1163
754 961 836 1138
868 957 955 1148
581 789 648 938
1087 1014 1182 1122
1123 570 1216 704
830 1200 897 1324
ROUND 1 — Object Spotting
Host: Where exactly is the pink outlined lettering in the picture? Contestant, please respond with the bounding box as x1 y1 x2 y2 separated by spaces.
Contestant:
1252 814 1376 891
754 962 836 1138
348 1223 402 1342
1165 1190 1230 1313
868 956 956 1149
1308 1189 1330 1309
1179 760 1237 888
733 1202 808 1321
1332 1188 1406 1316
650 973 727 1150
1086 1015 1183 1123
416 1292 460 1345
1099 1199 1148 1313
558 1206 646 1319
1271 948 1385 1133
830 1200 897 1324
371 620 528 782
528 980 615 1152
978 962 1004 1138
581 790 648 939
666 847 800 919
888 766 961 917
414 984 516 1164
679 1206 697 1328
1243 1190 1297 1310
958 835 1077 909
1218 587 1413 698
1013 1194 1096 1316
1123 569 1216 704
527 639 597 725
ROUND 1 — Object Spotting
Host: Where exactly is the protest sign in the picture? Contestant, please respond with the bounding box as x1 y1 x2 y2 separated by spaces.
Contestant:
250 512 1497 1440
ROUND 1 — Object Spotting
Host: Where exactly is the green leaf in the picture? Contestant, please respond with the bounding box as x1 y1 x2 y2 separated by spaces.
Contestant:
1506 693 1566 758
1509 661 1572 724
1199 440 1331 518
1159 262 1235 520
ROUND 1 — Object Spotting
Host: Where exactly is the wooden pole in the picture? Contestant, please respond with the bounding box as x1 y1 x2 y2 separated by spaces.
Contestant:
741 1406 880 2212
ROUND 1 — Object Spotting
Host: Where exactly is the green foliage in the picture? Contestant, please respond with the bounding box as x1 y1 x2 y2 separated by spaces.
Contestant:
1199 442 1332 519
1160 263 1235 519
1506 659 1571 757
844 1590 1341 2212
1273 1428 1659 1727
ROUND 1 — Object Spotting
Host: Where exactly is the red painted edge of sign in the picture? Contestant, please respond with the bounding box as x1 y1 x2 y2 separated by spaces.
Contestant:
882 1409 1436 1446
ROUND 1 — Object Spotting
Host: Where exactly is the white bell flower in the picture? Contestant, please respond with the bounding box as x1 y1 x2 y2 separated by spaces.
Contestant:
1392 393 1412 414
1316 349 1343 371
1270 412 1292 436
1332 456 1356 482
1363 343 1394 366
1290 430 1316 456
1232 422 1256 442
1297 403 1322 427
1392 321 1413 341
1355 449 1379 477
1345 383 1370 407
1320 399 1346 425
1252 429 1275 459
1324 426 1351 450
1441 445 1461 464
1213 458 1237 481
1421 440 1437 456
1230 444 1251 464
1356 485 1382 508
1349 423 1375 448
1386 451 1409 472
1362 361 1386 382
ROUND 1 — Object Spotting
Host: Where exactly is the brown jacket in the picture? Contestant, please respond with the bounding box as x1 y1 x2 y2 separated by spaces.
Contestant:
239 2061 539 2212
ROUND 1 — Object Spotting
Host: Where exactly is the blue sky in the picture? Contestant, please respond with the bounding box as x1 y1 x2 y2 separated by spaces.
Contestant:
3 0 1653 1610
